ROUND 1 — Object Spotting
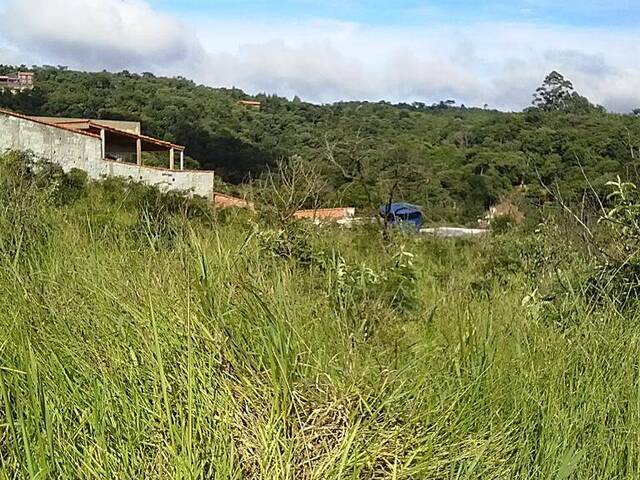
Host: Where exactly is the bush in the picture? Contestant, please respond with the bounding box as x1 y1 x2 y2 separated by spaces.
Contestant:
254 221 321 265
528 177 640 318
129 190 192 252
97 176 212 221
324 244 418 318
477 232 550 286
491 215 517 235
0 152 55 259
34 162 88 205
580 178 640 310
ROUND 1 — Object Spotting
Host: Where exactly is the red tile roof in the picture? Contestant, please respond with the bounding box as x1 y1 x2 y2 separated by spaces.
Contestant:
86 121 185 151
212 192 254 210
294 207 355 220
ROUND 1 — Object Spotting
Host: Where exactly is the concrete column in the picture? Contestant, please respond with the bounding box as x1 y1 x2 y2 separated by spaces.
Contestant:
100 129 106 158
180 150 185 171
169 148 175 170
136 138 142 166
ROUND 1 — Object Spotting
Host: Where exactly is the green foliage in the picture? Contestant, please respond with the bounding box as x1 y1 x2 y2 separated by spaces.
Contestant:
0 152 56 259
327 245 418 314
491 215 517 235
603 177 640 247
254 222 321 265
580 178 640 310
516 180 640 325
97 175 213 221
2 156 640 477
2 66 639 224
532 71 603 113
129 200 185 252
532 71 576 111
34 163 88 205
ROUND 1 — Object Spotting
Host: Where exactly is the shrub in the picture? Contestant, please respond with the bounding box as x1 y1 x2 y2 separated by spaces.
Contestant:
491 215 517 235
0 152 55 259
581 177 640 310
129 191 189 252
325 244 418 319
34 162 88 205
254 221 321 265
97 176 212 221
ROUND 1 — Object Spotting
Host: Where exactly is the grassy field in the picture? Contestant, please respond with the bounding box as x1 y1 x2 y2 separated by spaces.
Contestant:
1 155 639 478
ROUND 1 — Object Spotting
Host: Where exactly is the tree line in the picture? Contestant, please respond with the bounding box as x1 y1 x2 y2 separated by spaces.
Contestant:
1 66 639 223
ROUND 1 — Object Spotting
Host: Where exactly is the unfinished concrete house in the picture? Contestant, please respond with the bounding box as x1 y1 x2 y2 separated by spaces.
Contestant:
0 109 215 199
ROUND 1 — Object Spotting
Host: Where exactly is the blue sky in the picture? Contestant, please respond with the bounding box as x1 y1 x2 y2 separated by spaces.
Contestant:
0 0 639 111
148 0 640 27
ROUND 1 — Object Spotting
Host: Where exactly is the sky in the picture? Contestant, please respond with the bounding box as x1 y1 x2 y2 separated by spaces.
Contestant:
0 0 638 111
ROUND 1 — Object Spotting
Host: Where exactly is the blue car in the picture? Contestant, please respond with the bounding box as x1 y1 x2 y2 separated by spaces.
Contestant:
379 203 423 230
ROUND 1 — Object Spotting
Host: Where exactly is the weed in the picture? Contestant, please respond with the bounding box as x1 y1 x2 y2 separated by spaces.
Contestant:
1 153 640 478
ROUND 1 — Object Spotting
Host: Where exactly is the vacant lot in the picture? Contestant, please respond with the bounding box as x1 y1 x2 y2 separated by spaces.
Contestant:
1 155 638 479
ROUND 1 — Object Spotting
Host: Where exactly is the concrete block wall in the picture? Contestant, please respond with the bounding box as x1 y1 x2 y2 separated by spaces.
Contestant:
0 111 215 200
0 110 102 165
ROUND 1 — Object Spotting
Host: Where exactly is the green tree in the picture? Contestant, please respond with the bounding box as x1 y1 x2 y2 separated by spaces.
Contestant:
532 71 575 111
2 64 639 223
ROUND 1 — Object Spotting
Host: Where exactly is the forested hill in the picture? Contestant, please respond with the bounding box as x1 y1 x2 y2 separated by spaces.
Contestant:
2 65 640 222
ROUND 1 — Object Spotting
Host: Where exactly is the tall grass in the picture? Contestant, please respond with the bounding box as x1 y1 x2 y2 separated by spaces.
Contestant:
0 154 639 478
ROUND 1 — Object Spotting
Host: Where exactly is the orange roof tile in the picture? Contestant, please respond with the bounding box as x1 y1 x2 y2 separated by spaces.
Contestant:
294 208 355 220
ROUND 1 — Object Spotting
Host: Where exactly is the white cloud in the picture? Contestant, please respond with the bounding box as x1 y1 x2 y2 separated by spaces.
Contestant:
0 0 205 70
191 19 640 111
0 0 639 112
202 40 369 101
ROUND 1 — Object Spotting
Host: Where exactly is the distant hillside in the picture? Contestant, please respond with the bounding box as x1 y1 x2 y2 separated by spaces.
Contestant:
1 65 640 222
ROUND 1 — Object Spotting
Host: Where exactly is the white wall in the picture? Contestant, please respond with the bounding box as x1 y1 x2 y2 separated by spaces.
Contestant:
0 111 215 200
88 160 215 199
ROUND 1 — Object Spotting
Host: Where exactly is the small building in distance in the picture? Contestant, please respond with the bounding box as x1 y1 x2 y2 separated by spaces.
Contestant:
294 207 356 225
0 72 34 92
238 100 262 111
212 192 255 210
